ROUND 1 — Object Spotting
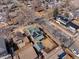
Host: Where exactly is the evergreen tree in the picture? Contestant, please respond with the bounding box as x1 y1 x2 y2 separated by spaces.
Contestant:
53 8 59 19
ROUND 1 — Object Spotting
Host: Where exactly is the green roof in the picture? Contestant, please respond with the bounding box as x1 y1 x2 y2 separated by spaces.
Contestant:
28 27 44 41
34 42 44 52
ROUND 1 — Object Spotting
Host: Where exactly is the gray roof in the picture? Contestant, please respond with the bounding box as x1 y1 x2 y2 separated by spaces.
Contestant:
74 10 79 17
0 38 7 57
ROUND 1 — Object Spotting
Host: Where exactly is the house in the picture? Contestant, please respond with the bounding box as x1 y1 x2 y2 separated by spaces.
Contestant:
56 15 71 25
0 38 7 57
55 15 79 32
13 27 30 48
27 27 44 41
67 22 79 32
